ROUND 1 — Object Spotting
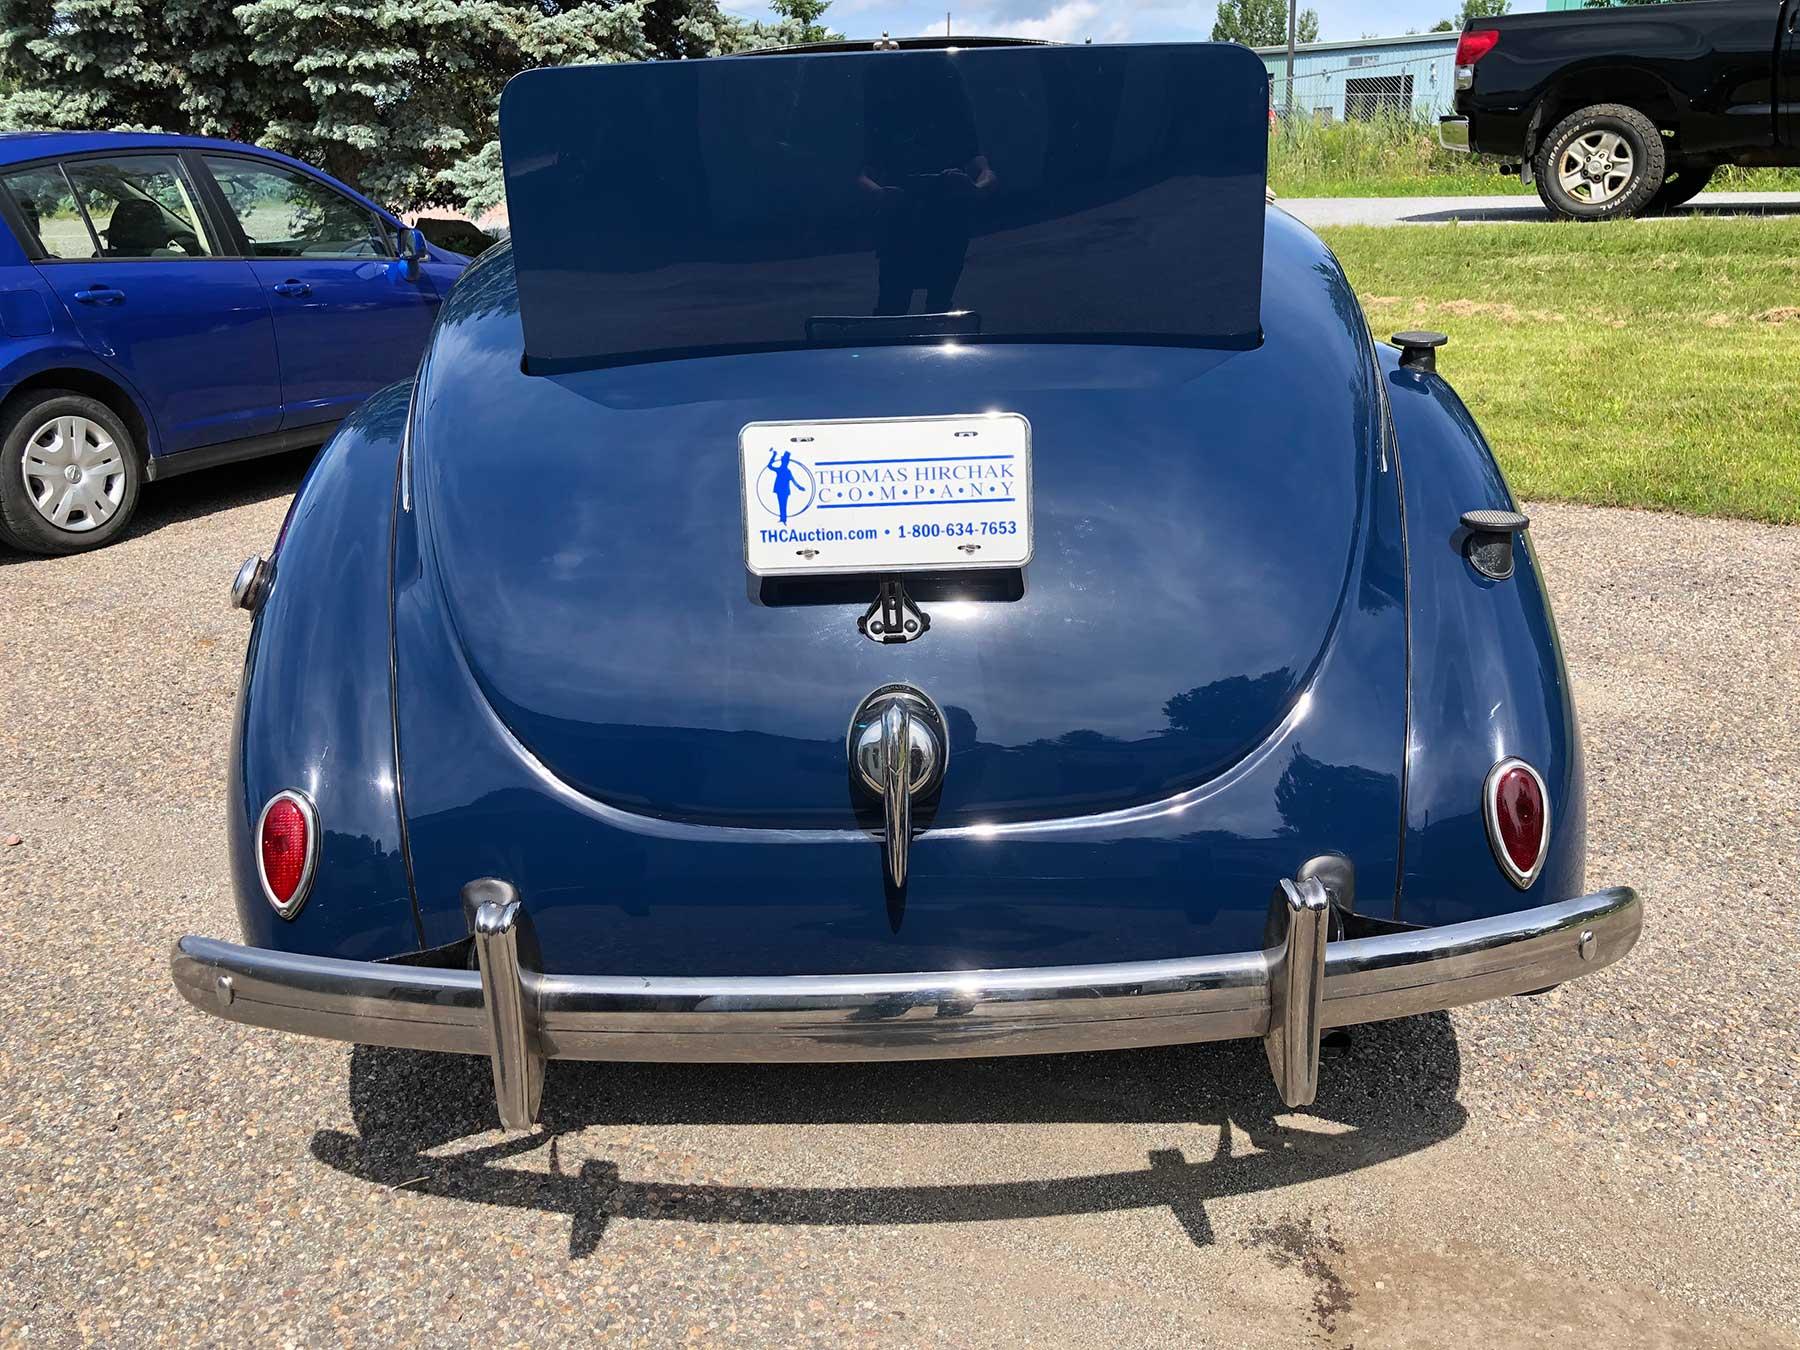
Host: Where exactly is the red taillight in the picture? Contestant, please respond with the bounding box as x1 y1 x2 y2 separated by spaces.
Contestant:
1455 29 1500 66
1485 760 1549 888
257 790 317 918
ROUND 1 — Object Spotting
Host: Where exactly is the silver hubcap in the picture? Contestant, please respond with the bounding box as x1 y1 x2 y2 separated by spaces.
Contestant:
1558 131 1634 206
20 414 125 532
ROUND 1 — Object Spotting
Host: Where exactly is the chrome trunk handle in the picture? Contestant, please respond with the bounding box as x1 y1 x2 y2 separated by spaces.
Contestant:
877 700 914 884
848 684 949 890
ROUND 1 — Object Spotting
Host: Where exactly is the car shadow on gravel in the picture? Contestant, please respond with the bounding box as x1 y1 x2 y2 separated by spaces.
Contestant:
0 448 311 565
123 450 314 540
309 1014 1466 1257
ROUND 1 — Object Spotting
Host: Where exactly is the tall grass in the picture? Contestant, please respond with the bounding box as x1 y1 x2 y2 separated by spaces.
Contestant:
1270 114 1514 197
1269 114 1800 198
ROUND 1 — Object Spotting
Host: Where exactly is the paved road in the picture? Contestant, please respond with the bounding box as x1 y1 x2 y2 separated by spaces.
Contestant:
2 459 1798 1345
1281 190 1800 227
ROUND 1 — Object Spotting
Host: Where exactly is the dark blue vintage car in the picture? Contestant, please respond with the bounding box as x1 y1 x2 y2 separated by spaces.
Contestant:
173 40 1640 1128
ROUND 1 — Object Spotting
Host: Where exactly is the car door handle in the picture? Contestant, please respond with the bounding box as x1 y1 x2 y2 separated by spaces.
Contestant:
72 286 125 305
271 280 311 298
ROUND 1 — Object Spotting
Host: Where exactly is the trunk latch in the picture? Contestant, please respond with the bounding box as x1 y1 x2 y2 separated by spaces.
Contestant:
848 684 949 889
858 578 931 644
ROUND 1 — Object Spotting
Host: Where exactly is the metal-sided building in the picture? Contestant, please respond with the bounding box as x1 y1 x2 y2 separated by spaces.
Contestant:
1255 33 1459 123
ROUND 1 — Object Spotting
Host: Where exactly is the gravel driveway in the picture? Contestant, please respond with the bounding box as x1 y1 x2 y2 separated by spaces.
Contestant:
2 458 1796 1346
1280 190 1800 227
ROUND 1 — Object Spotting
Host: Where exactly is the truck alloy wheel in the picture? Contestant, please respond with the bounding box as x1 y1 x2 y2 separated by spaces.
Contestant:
1532 103 1666 221
1557 131 1635 207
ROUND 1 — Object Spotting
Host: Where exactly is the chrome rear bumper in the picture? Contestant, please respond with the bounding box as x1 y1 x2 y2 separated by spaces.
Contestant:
1439 116 1471 151
173 883 1640 1128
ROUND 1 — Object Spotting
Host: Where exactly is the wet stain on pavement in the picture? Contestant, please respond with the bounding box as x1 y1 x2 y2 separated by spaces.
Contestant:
1244 1213 1352 1335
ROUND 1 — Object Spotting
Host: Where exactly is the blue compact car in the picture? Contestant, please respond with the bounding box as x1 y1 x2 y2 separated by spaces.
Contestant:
173 40 1640 1128
0 131 469 554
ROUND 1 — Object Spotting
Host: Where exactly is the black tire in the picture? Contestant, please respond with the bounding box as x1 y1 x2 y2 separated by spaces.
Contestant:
1647 159 1717 213
1532 103 1666 221
0 390 142 555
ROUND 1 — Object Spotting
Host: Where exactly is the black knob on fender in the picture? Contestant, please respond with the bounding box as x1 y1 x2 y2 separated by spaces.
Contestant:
1461 509 1530 580
1392 330 1448 373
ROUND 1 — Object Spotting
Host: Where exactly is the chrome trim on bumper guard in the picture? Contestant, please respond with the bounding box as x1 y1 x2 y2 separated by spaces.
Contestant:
1439 116 1471 151
172 885 1639 1126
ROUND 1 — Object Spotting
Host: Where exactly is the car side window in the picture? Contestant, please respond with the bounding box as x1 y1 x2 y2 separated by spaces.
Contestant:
202 157 391 260
1 164 100 259
61 155 215 258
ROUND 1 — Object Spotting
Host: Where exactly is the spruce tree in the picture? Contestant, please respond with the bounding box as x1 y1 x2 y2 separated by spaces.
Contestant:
0 0 841 212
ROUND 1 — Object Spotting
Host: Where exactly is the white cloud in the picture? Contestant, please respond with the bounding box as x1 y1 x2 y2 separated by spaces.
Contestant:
996 1 1111 41
928 0 1209 43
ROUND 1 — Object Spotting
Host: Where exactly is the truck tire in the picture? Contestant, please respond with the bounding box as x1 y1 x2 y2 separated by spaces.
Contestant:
1647 160 1717 213
1532 103 1666 221
0 389 142 555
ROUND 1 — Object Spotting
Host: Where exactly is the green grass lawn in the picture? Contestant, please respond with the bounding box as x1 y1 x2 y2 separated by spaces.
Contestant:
1269 120 1800 197
1319 218 1800 523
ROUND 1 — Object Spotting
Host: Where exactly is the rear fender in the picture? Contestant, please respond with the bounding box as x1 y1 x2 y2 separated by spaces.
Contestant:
1386 346 1585 925
0 335 163 460
228 382 421 956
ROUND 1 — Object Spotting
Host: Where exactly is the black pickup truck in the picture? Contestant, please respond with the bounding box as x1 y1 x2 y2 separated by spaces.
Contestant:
1440 0 1800 219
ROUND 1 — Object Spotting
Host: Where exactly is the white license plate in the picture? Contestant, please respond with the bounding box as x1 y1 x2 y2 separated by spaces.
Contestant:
740 413 1032 577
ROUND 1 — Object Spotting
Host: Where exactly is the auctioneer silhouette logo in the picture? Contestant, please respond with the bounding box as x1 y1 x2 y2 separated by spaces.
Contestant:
755 448 815 524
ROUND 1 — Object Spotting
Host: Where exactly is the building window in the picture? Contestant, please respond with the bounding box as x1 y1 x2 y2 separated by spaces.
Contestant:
1344 73 1414 120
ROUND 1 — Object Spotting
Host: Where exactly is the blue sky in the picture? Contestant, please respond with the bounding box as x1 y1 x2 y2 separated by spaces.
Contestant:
726 0 1545 45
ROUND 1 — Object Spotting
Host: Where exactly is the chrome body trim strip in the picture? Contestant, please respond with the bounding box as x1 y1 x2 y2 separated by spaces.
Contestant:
174 886 1639 1121
458 615 1320 846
